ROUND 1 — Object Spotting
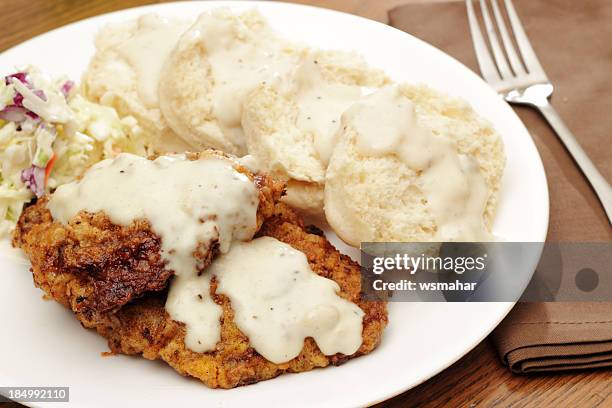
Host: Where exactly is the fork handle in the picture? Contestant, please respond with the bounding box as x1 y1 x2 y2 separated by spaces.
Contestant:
537 102 612 224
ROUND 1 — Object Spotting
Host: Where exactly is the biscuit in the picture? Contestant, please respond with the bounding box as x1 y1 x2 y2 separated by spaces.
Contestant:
81 14 192 153
242 50 388 214
325 85 505 246
159 9 302 155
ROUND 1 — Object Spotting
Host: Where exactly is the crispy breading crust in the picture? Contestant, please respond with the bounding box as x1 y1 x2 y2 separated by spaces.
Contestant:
12 152 284 322
88 203 387 388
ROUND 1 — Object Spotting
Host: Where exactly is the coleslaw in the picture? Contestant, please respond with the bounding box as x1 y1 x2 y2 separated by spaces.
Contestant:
0 67 151 237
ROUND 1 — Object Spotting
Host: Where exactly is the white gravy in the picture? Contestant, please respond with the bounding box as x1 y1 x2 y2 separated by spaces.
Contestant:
116 14 190 108
165 272 222 352
291 60 368 165
48 153 259 258
186 237 363 363
343 86 491 241
188 10 297 145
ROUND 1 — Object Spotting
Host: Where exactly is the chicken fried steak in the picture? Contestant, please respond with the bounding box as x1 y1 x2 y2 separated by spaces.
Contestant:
89 204 387 388
13 147 387 389
13 152 284 323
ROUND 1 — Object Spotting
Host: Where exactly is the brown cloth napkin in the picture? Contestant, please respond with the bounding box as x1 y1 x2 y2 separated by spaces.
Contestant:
389 0 612 373
491 303 612 372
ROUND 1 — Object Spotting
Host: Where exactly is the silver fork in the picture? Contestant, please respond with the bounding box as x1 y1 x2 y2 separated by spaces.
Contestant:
466 0 612 224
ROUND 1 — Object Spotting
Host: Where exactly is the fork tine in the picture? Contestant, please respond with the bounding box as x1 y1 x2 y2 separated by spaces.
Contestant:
490 0 526 75
466 0 501 84
479 0 513 79
503 0 546 78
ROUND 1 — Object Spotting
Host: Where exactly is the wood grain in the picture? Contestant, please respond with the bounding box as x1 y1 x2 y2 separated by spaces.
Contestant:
375 341 611 408
0 1 610 407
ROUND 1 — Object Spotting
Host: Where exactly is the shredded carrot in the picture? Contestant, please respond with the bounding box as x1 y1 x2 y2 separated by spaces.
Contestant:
44 153 56 186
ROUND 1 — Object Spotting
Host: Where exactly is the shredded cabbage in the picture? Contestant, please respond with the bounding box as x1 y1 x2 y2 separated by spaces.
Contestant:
0 66 151 237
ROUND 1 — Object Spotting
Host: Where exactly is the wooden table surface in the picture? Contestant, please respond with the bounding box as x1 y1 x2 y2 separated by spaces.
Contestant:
0 1 610 407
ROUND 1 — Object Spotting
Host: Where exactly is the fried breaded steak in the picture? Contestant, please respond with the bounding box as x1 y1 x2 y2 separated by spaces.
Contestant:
12 152 284 323
86 203 387 388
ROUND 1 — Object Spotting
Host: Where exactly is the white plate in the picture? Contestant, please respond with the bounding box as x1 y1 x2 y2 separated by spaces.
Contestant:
0 1 549 407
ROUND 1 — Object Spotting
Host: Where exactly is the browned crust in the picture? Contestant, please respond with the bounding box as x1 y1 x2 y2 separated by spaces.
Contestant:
12 151 285 321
